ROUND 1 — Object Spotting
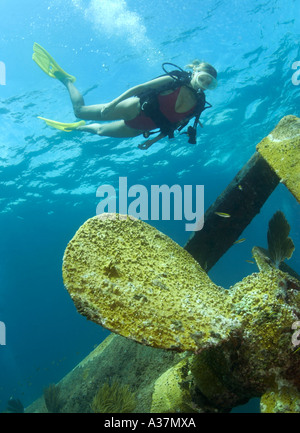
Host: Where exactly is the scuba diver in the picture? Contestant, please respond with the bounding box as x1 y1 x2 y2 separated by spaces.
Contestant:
33 43 217 149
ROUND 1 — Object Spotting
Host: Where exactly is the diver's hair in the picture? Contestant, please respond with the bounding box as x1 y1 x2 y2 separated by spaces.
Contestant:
186 59 217 79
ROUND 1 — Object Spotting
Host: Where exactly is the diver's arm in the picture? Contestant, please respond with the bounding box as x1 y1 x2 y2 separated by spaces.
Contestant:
138 132 166 150
103 75 175 114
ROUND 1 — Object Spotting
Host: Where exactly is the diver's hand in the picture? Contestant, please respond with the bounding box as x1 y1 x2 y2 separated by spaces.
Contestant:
138 133 165 150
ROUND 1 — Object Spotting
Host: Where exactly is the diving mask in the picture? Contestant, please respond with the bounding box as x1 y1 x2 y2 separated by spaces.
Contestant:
194 71 218 90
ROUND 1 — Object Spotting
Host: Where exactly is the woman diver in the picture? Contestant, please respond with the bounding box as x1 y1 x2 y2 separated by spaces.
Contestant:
33 43 217 149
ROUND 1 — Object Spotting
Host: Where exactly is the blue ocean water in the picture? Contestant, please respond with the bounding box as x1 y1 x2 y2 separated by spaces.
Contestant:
0 0 299 413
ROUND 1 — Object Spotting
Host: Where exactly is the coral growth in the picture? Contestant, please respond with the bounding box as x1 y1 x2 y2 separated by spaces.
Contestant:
257 115 300 203
150 358 194 413
63 213 234 352
267 210 295 267
43 383 62 413
63 212 300 412
6 397 24 413
260 379 300 413
91 380 136 413
63 112 300 415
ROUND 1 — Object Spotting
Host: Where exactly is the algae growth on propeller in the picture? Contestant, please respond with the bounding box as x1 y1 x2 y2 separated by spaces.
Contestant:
62 213 300 412
61 115 300 413
62 213 236 353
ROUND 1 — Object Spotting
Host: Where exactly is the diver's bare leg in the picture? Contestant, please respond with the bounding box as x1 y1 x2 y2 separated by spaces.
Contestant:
59 76 140 122
60 80 106 120
77 120 142 138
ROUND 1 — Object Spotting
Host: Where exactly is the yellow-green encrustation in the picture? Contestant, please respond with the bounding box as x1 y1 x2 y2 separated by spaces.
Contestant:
257 115 300 202
63 212 300 412
63 213 235 352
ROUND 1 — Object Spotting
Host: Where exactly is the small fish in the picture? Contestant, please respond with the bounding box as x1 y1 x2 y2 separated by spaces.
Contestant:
233 238 246 244
238 185 243 191
215 212 231 218
246 260 255 264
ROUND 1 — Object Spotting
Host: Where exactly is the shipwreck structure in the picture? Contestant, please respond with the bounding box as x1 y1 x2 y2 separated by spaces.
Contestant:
27 115 300 413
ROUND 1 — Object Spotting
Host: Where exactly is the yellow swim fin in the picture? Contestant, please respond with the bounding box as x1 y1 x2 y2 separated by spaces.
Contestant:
38 117 86 132
32 43 76 83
